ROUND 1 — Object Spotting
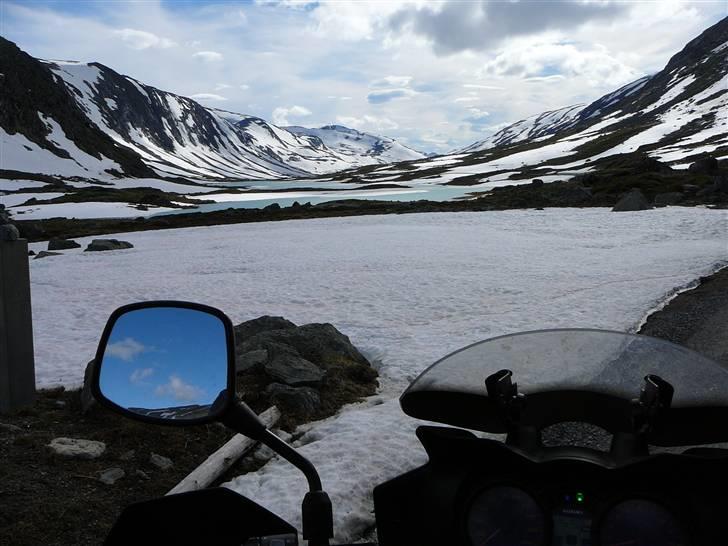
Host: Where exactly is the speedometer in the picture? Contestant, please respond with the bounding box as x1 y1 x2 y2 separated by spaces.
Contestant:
466 485 547 546
598 498 689 546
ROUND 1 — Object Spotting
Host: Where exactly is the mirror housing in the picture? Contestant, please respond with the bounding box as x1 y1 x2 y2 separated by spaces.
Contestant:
92 301 237 426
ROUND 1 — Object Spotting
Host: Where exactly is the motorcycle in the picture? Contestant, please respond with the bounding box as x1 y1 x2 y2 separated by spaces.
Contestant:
91 300 728 545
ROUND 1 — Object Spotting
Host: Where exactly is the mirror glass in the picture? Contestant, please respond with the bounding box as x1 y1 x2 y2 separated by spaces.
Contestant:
98 306 229 422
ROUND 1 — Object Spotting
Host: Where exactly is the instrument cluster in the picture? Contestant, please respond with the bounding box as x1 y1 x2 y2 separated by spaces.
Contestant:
465 483 689 546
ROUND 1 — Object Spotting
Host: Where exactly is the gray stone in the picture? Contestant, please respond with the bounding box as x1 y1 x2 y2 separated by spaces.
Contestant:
265 383 321 416
0 224 19 241
236 348 268 373
34 251 62 260
612 189 652 212
80 360 97 414
28 250 35 256
84 239 134 252
150 452 173 470
48 437 106 459
48 238 81 251
99 467 125 485
135 469 151 481
55 400 66 408
654 192 684 207
264 350 325 386
531 179 544 187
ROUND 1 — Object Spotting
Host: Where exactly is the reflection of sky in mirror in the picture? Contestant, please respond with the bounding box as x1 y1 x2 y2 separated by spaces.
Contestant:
99 307 228 411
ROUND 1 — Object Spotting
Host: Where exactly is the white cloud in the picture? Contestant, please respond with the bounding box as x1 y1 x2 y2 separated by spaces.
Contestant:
337 115 398 131
190 93 228 101
481 42 641 88
114 28 176 50
155 375 205 403
192 50 223 62
106 337 147 362
371 75 413 88
272 105 312 126
239 84 250 90
214 83 232 91
463 83 504 90
454 96 480 103
130 367 154 384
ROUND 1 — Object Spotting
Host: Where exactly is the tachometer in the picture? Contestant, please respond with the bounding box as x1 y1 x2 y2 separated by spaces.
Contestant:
466 485 547 546
598 498 689 546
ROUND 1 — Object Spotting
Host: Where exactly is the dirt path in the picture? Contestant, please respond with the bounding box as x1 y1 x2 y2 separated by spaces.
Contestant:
639 265 728 367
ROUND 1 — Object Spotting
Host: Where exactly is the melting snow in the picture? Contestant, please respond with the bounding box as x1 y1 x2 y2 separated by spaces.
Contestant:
26 208 728 541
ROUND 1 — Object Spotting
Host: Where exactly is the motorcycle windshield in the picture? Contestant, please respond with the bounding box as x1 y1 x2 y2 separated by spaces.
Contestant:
401 329 728 446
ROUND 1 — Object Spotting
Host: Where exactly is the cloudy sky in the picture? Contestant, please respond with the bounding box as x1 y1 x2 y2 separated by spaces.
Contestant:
1 1 725 153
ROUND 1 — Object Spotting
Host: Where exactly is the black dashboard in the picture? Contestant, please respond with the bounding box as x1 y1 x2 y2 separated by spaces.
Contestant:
374 426 728 546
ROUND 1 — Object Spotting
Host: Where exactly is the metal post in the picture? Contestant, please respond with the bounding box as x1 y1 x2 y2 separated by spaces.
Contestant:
0 238 36 413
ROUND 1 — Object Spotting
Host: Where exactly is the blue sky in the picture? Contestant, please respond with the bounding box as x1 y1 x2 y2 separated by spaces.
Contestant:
1 1 725 153
99 307 228 411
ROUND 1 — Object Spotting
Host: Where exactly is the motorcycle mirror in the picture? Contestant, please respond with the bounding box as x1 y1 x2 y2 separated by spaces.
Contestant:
92 301 237 425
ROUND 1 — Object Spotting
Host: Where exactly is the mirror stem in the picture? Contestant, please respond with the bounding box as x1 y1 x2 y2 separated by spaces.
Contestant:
221 402 334 544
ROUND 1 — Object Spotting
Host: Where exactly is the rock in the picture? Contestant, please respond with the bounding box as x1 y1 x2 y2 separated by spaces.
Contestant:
48 238 81 251
55 400 66 408
99 467 125 485
149 453 173 470
234 316 297 341
135 469 151 481
265 383 321 416
531 179 544 187
84 239 134 252
654 192 684 207
239 323 370 369
235 348 268 373
28 250 35 256
264 348 325 386
48 437 106 459
688 156 718 174
119 449 135 461
34 251 62 259
612 189 652 212
0 423 23 434
0 224 20 241
80 360 97 414
263 203 281 211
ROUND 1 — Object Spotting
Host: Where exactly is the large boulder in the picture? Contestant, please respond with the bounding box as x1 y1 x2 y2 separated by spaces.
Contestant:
85 239 134 252
48 238 81 251
612 189 652 212
234 317 378 429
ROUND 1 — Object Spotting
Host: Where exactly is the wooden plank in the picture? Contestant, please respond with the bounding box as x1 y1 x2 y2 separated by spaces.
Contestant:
167 406 281 495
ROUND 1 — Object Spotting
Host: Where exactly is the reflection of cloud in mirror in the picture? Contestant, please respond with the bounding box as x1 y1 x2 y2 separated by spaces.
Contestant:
106 337 148 362
130 367 154 384
155 375 205 403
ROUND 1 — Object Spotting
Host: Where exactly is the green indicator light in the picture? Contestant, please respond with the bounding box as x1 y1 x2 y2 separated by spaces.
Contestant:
576 492 585 503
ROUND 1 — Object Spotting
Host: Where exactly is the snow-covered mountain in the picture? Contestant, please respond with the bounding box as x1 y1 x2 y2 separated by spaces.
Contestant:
0 38 421 181
362 18 723 186
286 125 424 164
460 104 586 153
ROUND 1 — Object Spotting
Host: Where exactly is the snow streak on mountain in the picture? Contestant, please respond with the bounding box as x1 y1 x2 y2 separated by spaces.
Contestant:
0 38 423 182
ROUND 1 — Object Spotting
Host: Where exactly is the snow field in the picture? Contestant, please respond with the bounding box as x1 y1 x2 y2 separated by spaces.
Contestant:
27 208 728 541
